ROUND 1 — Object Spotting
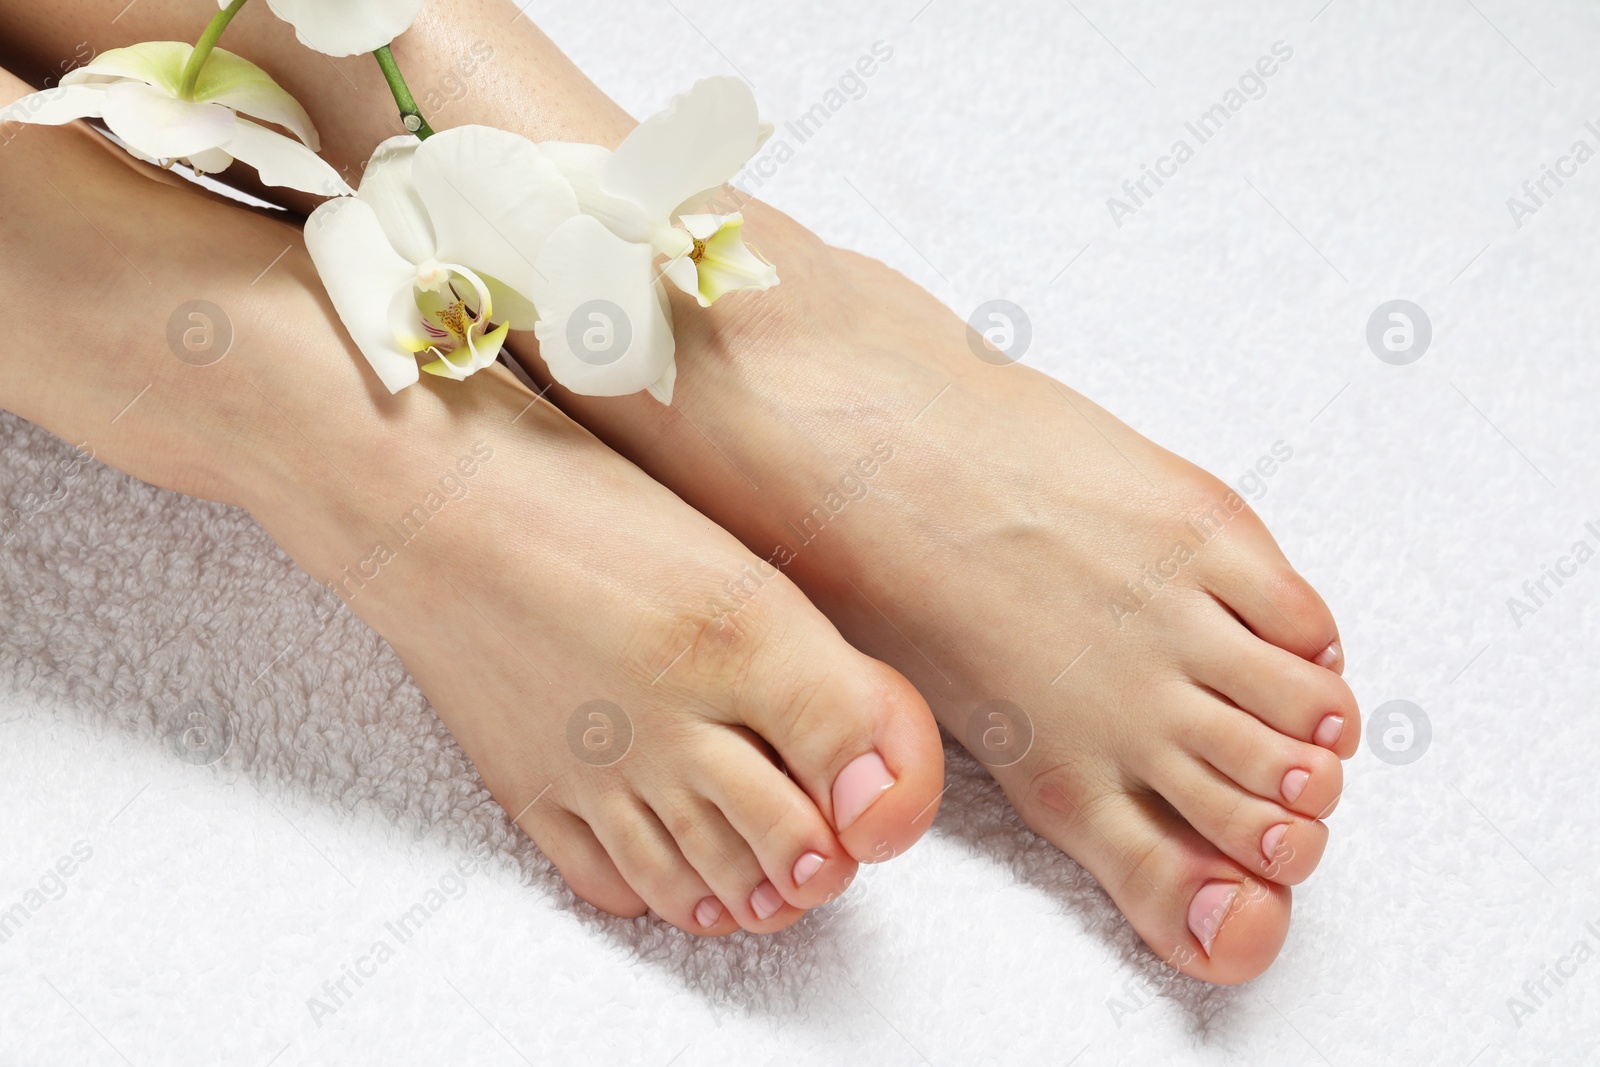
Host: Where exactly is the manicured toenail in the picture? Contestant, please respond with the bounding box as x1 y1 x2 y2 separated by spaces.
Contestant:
832 752 896 832
1281 768 1310 804
750 881 785 921
792 851 827 887
1261 823 1290 862
1187 881 1240 956
1314 641 1342 671
1313 714 1344 749
694 897 724 929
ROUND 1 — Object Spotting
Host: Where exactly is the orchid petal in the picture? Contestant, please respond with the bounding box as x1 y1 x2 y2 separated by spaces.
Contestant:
390 286 436 353
679 213 724 241
260 0 426 57
100 81 234 160
222 118 354 197
0 85 108 128
305 196 423 393
357 136 436 264
61 43 188 95
529 215 676 397
480 274 540 332
422 321 509 380
191 47 320 149
645 359 677 406
661 255 700 300
691 213 779 306
602 77 763 220
411 125 578 307
540 140 657 244
185 145 235 174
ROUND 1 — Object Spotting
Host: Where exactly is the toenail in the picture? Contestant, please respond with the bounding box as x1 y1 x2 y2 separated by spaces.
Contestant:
694 897 724 929
1313 714 1344 749
1281 768 1310 804
1187 881 1240 956
832 752 896 832
750 881 785 921
792 851 827 887
1314 641 1342 671
1261 823 1290 863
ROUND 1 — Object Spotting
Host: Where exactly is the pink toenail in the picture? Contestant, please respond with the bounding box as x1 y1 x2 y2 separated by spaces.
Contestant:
792 851 827 887
832 752 896 832
1261 823 1289 862
1187 881 1240 956
1313 714 1344 749
694 897 724 929
1281 768 1310 804
750 881 785 921
1314 641 1342 670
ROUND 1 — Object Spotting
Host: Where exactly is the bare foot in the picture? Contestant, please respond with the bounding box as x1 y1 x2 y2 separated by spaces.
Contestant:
522 206 1360 981
2 103 945 936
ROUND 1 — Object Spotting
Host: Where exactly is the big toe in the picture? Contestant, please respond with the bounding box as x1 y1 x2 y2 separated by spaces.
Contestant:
1205 529 1344 675
720 595 946 863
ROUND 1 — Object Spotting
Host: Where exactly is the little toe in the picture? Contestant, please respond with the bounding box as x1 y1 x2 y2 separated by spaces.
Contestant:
1183 616 1361 759
647 790 808 933
692 731 859 909
585 795 746 935
521 805 650 922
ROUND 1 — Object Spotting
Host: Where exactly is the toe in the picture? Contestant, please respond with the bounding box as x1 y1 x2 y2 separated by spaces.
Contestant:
1182 614 1361 760
733 617 946 864
520 806 651 922
1182 692 1345 819
692 730 859 909
1141 751 1329 886
1205 559 1342 672
645 789 809 933
584 795 744 935
1016 768 1290 983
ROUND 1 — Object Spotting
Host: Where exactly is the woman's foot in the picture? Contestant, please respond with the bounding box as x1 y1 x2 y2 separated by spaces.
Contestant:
246 360 944 935
2 105 945 936
525 207 1360 981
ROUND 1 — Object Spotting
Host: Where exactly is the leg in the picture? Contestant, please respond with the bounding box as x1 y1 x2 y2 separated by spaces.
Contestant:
2 1 1354 980
0 62 944 934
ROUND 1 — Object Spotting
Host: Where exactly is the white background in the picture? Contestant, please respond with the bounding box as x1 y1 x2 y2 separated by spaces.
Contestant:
3 0 1599 1063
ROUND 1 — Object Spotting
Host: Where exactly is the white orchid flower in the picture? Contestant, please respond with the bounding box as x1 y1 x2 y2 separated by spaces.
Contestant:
527 213 680 402
227 0 426 58
0 43 351 197
540 77 779 310
305 126 577 393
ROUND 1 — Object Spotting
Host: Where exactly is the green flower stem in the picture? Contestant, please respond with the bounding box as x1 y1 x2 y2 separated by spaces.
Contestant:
373 45 434 140
178 0 250 101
